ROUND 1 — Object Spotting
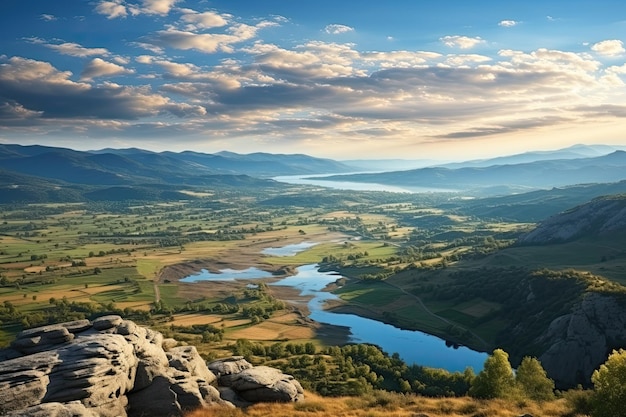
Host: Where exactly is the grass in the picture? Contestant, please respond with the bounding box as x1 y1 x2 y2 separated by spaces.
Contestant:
334 281 403 306
185 391 575 417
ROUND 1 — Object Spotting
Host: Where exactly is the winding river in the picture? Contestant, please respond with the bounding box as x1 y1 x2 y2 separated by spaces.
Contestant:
181 240 487 372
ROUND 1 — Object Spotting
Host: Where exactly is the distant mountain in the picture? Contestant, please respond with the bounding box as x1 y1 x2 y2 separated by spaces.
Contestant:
340 159 444 171
439 144 624 169
312 151 626 194
455 180 626 222
0 144 355 190
517 194 626 244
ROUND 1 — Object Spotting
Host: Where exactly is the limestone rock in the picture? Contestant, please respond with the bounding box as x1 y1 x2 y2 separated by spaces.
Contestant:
230 366 304 402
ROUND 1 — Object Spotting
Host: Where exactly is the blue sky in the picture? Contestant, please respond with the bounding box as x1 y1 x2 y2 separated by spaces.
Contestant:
1 0 625 159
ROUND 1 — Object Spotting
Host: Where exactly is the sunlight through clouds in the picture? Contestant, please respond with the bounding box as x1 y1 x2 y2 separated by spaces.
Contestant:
2 1 626 159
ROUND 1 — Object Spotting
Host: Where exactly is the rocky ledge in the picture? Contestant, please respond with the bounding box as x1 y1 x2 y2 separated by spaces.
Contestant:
0 316 304 417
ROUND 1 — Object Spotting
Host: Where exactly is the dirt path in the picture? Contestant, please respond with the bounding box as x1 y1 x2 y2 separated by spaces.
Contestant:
153 280 160 304
383 280 490 349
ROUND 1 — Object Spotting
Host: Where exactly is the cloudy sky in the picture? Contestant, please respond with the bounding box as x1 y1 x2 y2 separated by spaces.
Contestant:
1 0 626 159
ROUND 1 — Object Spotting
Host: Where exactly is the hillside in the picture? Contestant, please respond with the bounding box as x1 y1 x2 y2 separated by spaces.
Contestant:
454 180 626 222
0 144 354 185
518 194 626 244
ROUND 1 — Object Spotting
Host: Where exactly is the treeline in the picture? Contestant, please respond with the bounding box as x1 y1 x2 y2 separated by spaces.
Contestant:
232 340 473 397
229 340 565 403
0 297 151 331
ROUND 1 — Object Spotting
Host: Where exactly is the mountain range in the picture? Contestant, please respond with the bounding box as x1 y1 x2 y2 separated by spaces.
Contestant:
1 143 626 203
314 148 626 194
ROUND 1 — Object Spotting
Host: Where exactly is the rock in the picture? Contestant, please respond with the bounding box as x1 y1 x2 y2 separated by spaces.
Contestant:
208 356 253 386
92 315 124 331
4 401 99 417
230 366 304 402
168 345 217 385
0 318 302 416
539 292 626 388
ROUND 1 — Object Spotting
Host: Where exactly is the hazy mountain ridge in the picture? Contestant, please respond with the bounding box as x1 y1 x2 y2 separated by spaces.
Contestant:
0 144 354 188
518 194 626 244
313 150 626 193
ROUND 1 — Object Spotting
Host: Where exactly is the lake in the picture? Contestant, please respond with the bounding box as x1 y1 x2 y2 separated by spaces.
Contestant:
273 173 459 193
261 241 319 256
180 262 487 372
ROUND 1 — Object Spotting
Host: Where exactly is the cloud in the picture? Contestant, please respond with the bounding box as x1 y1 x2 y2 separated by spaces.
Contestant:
80 58 134 80
40 14 57 21
591 39 625 57
38 41 110 57
324 24 355 35
146 24 259 54
0 57 205 122
498 20 518 27
95 0 128 19
95 0 179 19
440 35 485 49
141 0 180 16
179 9 229 29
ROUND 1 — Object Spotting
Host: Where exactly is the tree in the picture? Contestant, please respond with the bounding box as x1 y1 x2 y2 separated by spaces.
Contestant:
469 349 515 399
515 356 554 401
591 349 626 417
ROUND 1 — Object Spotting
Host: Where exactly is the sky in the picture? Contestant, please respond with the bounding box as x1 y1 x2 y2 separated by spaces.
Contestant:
1 0 626 160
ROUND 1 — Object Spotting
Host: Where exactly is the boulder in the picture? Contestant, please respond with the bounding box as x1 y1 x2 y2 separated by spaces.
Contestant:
168 345 217 386
208 356 253 386
0 318 303 416
230 366 304 402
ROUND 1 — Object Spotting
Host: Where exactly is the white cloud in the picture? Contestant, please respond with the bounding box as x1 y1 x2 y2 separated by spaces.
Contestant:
148 24 259 54
95 0 179 19
324 24 355 35
95 0 127 19
80 58 134 80
498 20 518 27
591 39 625 57
141 0 180 16
48 42 109 57
180 9 229 29
40 14 57 21
440 35 485 49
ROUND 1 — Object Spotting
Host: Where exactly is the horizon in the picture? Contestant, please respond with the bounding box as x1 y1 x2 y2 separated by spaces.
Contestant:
1 1 626 159
3 141 625 165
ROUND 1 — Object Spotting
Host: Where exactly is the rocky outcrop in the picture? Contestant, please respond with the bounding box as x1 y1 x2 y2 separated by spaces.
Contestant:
538 292 626 388
0 317 304 417
518 195 626 244
208 357 304 406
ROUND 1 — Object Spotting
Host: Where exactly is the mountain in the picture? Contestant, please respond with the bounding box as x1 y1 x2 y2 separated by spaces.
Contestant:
0 144 354 188
312 151 626 194
517 194 626 244
439 144 624 169
455 180 626 222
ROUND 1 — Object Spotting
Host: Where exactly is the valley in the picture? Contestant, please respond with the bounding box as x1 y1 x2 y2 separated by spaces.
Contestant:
2 143 626 414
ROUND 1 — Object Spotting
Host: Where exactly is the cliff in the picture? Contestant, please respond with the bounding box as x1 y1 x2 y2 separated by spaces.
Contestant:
518 194 626 244
0 316 303 417
538 292 626 388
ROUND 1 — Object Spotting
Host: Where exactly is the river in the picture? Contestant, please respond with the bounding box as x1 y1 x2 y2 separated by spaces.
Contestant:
181 257 487 372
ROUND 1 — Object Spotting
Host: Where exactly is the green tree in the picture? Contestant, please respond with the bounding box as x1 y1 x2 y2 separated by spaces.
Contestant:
591 349 626 417
515 356 554 401
469 349 515 399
